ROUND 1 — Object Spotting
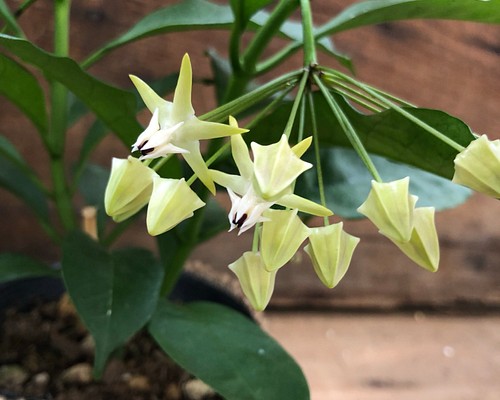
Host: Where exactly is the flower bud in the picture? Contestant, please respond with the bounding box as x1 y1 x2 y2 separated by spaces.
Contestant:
453 135 500 198
146 177 205 236
260 209 310 272
304 223 360 289
228 252 276 311
357 177 417 242
391 207 440 272
105 156 157 222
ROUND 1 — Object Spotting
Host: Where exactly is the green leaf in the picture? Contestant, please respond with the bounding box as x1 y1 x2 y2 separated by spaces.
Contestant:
62 231 164 377
249 92 475 180
316 0 500 38
0 34 142 146
0 0 23 36
0 54 48 135
0 135 49 223
149 300 310 400
297 147 471 218
0 253 58 283
230 0 274 28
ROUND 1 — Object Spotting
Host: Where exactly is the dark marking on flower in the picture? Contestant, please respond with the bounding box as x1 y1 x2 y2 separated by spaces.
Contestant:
140 147 154 156
233 214 248 228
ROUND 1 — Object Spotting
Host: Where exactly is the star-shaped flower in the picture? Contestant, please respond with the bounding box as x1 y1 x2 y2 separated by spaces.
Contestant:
210 132 332 234
130 54 247 194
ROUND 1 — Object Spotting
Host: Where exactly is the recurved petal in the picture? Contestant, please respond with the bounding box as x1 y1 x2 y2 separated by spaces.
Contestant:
291 136 312 158
209 170 248 195
181 118 248 141
261 209 311 271
146 177 205 236
228 251 276 311
231 134 254 181
181 140 216 194
129 75 172 123
278 193 333 217
171 53 195 122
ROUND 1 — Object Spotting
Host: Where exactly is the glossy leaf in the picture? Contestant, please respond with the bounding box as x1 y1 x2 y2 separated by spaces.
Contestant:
0 54 47 135
297 147 471 218
0 34 142 146
0 253 58 283
0 135 49 222
0 0 22 36
149 300 310 400
249 92 475 179
316 0 500 38
62 231 164 376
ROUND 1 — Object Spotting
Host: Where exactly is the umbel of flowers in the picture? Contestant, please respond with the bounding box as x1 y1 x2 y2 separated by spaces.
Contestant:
105 54 500 312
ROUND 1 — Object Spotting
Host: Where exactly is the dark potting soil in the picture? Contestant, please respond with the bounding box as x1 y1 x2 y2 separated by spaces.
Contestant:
0 294 222 400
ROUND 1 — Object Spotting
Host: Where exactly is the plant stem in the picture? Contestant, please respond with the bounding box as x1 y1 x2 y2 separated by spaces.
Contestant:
308 91 329 225
300 0 316 66
50 0 75 230
283 69 309 138
314 74 382 182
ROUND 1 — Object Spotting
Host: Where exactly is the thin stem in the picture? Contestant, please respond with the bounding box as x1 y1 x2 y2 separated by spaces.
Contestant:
299 0 317 66
283 69 309 138
314 74 382 182
329 70 465 152
307 91 329 225
256 42 302 75
297 93 306 142
152 154 173 172
201 69 302 123
242 0 299 74
50 0 75 230
323 76 385 112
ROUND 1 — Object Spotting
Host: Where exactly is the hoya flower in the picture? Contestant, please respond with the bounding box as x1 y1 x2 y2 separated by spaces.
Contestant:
357 177 417 243
210 134 332 234
146 176 205 236
260 209 311 272
105 156 157 222
228 251 277 311
452 135 500 198
130 54 247 194
390 207 440 272
304 223 360 289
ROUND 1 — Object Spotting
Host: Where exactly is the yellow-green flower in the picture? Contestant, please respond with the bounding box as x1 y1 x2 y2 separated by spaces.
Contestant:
260 209 310 272
210 134 332 233
453 135 500 198
390 207 440 272
304 223 360 288
130 54 247 194
357 177 417 242
228 251 276 311
104 156 157 222
146 176 205 236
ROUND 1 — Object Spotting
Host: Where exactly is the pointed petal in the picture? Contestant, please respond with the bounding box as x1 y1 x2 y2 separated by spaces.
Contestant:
130 75 172 123
278 193 333 217
291 136 312 158
209 170 248 195
252 134 312 199
231 134 254 181
171 53 195 122
146 177 205 236
229 251 276 311
181 140 215 194
261 209 311 271
181 118 248 141
131 108 160 152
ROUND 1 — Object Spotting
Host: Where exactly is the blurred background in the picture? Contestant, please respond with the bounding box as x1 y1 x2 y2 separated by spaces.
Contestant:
1 1 499 398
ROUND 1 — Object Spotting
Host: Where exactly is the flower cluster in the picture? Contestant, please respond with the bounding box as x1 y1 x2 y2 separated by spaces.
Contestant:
105 54 499 312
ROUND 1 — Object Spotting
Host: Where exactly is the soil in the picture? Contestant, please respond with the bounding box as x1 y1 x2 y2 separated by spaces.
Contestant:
0 294 223 400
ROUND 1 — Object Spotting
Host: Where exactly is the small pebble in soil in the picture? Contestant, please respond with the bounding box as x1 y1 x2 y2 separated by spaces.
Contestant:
0 365 28 388
60 363 93 384
183 379 216 400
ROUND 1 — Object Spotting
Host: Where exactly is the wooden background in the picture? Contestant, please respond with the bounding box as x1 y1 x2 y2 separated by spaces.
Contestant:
1 0 499 310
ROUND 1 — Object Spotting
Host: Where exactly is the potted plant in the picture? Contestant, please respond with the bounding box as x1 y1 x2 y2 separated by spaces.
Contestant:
1 0 499 398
